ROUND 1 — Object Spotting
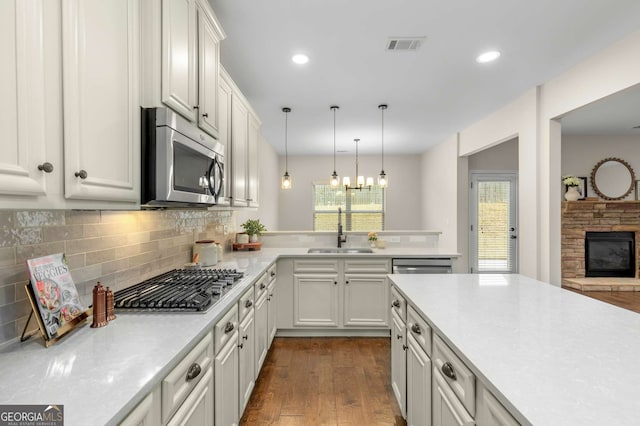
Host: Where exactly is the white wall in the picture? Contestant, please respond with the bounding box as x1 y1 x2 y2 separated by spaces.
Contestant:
562 135 640 200
277 154 422 230
468 138 519 171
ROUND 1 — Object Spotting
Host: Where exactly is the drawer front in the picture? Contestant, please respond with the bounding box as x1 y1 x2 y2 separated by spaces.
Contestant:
433 334 476 416
238 286 255 322
215 304 239 354
255 272 269 300
390 286 406 322
407 305 432 356
267 263 277 283
293 258 339 273
476 383 520 426
162 333 214 423
344 258 390 274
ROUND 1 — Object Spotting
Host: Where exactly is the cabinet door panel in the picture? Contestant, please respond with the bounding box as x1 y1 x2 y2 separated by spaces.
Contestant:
161 0 197 120
167 368 213 426
407 334 431 426
238 311 255 414
230 96 248 205
215 331 239 426
197 7 219 137
0 0 51 197
293 274 339 327
343 274 388 327
247 113 260 206
62 0 139 202
254 292 268 372
217 71 232 205
267 281 276 347
391 310 406 418
432 369 474 426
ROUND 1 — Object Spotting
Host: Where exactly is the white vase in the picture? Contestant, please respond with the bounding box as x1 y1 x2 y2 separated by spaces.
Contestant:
249 234 259 243
564 186 580 201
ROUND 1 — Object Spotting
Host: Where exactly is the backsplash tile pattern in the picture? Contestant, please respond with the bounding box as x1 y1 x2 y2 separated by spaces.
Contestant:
0 209 235 346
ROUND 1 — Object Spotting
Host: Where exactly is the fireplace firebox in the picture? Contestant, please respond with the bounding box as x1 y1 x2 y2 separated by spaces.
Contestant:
585 231 635 277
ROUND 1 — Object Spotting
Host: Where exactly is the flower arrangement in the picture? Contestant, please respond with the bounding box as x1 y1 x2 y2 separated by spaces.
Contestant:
240 219 267 236
367 231 378 242
562 175 582 188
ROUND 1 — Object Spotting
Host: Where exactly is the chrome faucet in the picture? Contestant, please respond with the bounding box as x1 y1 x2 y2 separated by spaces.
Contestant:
337 207 347 248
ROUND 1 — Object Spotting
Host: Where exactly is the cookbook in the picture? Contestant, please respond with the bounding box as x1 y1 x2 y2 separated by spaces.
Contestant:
26 253 84 340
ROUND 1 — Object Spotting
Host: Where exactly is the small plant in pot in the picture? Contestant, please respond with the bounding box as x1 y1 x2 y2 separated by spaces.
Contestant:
240 219 267 243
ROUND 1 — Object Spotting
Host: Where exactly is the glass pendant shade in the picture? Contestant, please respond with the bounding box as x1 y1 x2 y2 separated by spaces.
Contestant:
281 172 291 189
378 171 387 188
330 171 339 187
343 176 351 187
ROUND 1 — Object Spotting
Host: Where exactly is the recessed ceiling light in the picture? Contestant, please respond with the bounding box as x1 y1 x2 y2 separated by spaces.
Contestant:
291 54 309 65
476 50 501 64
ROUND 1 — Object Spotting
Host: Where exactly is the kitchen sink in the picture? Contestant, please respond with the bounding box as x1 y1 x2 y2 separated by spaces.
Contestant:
307 247 374 254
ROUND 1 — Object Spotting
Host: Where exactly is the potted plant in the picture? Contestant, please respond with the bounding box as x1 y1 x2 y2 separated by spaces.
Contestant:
241 219 267 243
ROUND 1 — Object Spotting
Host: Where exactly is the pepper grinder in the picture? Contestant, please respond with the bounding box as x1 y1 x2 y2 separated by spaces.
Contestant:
105 287 116 321
91 282 108 328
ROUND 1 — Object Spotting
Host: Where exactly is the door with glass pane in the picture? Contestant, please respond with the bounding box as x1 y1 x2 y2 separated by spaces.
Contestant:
469 173 518 273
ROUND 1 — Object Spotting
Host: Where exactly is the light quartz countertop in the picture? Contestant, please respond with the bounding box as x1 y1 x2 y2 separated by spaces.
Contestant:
389 273 640 426
0 247 457 425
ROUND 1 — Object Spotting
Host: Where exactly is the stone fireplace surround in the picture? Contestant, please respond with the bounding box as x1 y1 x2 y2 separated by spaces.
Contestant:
562 201 640 289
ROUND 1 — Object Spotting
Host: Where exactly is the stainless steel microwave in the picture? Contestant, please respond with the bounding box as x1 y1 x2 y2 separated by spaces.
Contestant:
141 107 224 207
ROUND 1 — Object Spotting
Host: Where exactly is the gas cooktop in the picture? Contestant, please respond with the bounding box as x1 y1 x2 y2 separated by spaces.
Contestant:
113 268 244 312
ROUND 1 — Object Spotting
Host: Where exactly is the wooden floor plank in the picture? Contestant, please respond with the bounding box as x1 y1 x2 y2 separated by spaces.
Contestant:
240 337 405 426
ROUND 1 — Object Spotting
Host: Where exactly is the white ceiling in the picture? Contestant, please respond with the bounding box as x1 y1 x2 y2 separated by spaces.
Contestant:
209 0 640 155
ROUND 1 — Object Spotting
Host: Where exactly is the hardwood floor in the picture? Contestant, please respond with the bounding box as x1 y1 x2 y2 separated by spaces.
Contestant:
240 337 406 426
563 287 640 314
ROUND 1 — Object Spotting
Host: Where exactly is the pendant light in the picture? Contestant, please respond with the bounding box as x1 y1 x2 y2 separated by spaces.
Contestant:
330 106 340 187
281 107 292 189
378 104 388 188
343 138 374 191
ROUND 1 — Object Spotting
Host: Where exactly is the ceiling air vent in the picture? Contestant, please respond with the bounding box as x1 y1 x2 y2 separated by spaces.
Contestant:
386 37 425 51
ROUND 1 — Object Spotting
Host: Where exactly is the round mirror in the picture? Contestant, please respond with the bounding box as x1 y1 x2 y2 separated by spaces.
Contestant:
590 158 635 200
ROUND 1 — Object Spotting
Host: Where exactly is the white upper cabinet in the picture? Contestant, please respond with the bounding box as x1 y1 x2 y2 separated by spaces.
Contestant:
161 0 198 121
231 94 249 206
158 0 224 138
247 113 261 207
0 0 52 199
216 69 233 205
62 0 140 202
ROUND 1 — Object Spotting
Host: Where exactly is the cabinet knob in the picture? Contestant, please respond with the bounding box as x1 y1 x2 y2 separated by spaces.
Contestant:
186 363 201 381
345 280 349 285
245 300 253 308
193 105 199 110
334 281 338 285
238 342 244 349
267 297 271 301
402 344 408 351
202 112 209 118
270 271 276 277
396 334 403 340
441 362 457 380
391 300 400 308
260 283 266 290
243 334 248 340
38 162 54 173
224 322 234 333
411 324 422 335
74 170 88 179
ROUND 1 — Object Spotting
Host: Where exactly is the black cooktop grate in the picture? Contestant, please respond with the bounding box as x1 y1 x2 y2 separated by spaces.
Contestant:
114 268 244 312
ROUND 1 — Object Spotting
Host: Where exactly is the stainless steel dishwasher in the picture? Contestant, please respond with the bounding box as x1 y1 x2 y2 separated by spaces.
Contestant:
392 258 452 274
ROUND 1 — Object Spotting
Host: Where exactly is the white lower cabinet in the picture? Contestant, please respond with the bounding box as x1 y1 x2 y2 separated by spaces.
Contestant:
391 310 407 418
289 258 390 330
238 307 255 414
267 279 277 347
119 387 161 426
432 368 475 426
254 289 269 371
407 333 431 426
214 305 240 426
167 368 214 426
476 384 519 426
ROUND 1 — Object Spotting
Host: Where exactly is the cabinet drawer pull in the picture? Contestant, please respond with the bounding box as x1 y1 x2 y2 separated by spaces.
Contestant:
260 283 266 290
391 300 400 308
270 271 276 277
74 170 88 179
245 300 253 308
396 334 403 340
186 363 201 381
224 322 234 333
441 361 457 380
38 162 54 173
411 324 422 334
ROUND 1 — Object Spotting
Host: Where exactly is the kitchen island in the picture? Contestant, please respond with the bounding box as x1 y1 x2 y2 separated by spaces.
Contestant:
389 273 640 425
